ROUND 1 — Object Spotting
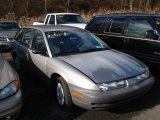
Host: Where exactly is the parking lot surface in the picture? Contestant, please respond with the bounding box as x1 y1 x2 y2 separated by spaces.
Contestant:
2 53 160 120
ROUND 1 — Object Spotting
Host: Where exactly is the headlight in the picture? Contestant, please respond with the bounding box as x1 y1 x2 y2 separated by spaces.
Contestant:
98 70 150 91
136 70 150 81
0 80 20 100
98 80 127 91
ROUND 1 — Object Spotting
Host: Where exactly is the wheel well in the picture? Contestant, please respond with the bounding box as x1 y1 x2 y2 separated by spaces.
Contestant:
51 73 61 86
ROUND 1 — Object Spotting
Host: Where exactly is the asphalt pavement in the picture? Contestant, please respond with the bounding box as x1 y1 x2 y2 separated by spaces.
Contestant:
2 53 160 120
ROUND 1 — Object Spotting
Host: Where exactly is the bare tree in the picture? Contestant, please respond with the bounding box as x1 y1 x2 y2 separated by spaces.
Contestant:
66 0 70 12
146 0 151 12
130 0 133 11
7 0 14 12
124 0 127 10
25 0 29 17
44 0 47 14
121 0 123 10
138 0 142 11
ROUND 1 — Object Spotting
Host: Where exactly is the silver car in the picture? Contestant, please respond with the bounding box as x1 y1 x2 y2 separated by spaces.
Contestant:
0 54 22 119
11 25 154 110
0 21 20 52
0 35 12 52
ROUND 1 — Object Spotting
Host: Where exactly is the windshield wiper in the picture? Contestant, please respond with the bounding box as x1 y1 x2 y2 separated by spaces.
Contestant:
81 47 109 53
55 51 81 56
54 48 109 56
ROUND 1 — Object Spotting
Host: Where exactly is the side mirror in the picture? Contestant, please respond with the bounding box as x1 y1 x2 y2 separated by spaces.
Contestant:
145 30 159 40
32 49 47 55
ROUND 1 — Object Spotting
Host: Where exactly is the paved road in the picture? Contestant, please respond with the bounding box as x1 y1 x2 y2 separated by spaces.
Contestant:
2 53 160 120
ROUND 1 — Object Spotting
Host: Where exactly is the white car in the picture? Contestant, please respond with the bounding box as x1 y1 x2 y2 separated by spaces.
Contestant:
33 13 87 29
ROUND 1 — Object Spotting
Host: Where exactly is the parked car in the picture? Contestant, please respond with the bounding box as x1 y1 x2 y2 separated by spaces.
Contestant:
11 25 154 110
0 35 12 52
0 21 20 52
0 53 22 119
85 13 160 67
33 13 87 29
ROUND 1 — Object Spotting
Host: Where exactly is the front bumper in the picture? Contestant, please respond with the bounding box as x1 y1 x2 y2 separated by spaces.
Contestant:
0 90 22 119
68 76 155 110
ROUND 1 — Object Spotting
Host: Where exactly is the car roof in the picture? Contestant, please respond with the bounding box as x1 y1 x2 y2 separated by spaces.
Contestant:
22 25 83 32
95 13 160 18
47 13 80 15
0 21 18 24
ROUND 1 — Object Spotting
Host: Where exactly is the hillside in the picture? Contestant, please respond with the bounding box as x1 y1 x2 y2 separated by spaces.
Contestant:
0 0 160 25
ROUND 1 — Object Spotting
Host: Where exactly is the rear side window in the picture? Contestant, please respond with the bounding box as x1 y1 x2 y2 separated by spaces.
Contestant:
126 19 154 38
15 28 26 42
86 17 106 33
105 19 126 34
32 30 46 51
49 15 55 24
22 29 35 48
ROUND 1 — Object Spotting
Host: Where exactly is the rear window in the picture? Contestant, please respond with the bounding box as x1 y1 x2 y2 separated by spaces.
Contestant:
0 22 20 31
105 19 126 34
86 17 107 33
56 15 86 24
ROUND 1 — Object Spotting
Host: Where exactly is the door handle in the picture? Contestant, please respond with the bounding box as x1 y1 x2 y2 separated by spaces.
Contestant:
101 36 108 40
154 52 160 55
124 39 129 43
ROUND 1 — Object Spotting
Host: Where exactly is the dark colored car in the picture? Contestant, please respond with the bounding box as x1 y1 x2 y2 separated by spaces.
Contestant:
85 13 160 66
0 21 20 52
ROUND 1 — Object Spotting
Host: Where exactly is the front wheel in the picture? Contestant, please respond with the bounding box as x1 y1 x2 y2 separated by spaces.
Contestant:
56 77 73 109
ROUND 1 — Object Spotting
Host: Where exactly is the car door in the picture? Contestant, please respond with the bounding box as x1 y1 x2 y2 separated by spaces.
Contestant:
101 18 127 50
124 17 160 64
14 28 35 66
29 30 49 74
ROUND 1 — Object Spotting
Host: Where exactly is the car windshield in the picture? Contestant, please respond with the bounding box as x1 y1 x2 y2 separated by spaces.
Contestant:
153 17 160 27
45 30 109 56
0 22 20 31
56 15 86 24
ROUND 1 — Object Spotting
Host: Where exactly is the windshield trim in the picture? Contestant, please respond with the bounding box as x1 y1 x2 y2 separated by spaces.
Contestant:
54 47 109 57
45 30 109 57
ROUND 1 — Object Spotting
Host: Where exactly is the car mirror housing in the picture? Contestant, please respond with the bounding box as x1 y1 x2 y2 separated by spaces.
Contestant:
32 49 47 55
145 30 159 40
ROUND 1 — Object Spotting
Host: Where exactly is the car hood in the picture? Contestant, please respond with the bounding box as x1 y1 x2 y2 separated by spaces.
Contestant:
0 55 11 89
58 50 147 83
0 31 18 40
60 23 86 29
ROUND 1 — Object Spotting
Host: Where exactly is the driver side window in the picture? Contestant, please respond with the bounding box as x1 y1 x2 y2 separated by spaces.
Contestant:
31 30 46 51
126 19 154 38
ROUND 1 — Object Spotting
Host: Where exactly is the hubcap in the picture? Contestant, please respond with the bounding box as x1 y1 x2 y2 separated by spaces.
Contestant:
57 82 65 106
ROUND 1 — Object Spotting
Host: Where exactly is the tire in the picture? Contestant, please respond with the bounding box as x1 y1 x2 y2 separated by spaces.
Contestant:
56 77 73 109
